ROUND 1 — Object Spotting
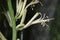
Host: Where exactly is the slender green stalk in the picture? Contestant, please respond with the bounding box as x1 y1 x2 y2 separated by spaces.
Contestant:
7 0 16 40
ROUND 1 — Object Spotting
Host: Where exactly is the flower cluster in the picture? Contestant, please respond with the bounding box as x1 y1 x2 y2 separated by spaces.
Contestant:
5 0 54 31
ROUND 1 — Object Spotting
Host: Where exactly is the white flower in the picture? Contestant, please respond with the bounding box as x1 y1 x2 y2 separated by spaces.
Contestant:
16 0 54 30
31 13 54 27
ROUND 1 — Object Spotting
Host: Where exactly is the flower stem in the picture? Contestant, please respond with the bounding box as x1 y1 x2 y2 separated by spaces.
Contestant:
7 0 17 40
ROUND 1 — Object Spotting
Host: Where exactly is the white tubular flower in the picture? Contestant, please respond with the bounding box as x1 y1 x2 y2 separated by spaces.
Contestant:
17 12 39 30
15 0 27 19
15 0 23 19
16 0 23 13
31 13 54 27
15 0 39 20
25 0 39 9
16 9 27 19
31 18 54 26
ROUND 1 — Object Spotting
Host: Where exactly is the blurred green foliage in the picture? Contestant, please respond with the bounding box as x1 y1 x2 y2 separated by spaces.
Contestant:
49 0 60 40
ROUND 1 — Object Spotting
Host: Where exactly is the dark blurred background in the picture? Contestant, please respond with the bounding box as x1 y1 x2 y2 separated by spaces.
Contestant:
0 0 60 40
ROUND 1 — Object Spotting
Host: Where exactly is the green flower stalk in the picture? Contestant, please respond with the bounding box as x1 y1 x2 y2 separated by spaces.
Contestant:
7 0 17 40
